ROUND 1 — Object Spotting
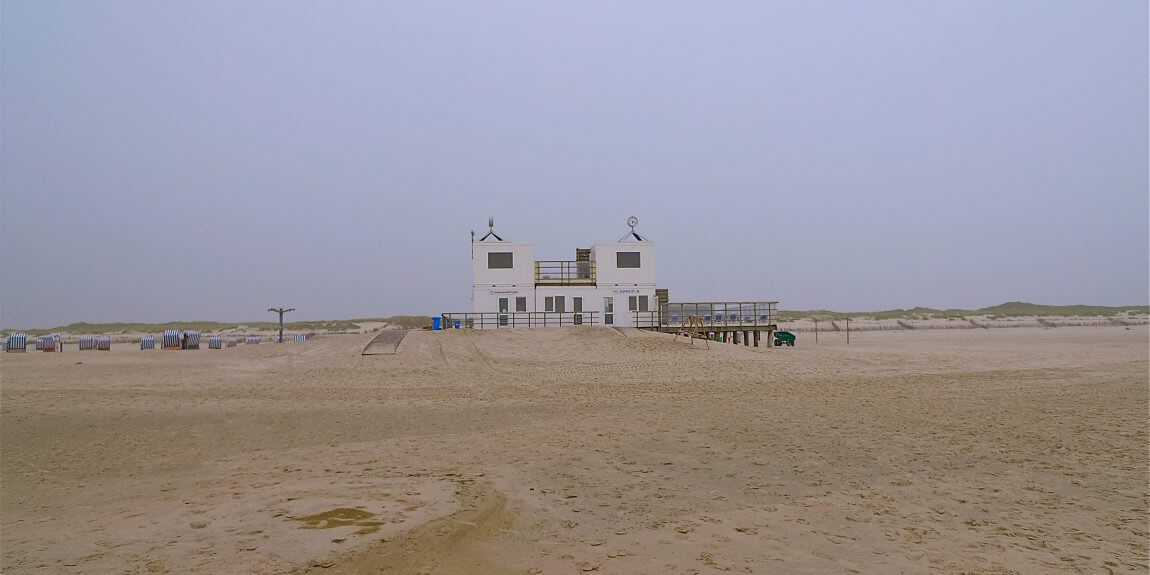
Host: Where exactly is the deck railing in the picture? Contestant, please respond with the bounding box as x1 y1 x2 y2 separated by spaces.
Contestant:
633 302 779 329
442 311 600 329
534 260 596 286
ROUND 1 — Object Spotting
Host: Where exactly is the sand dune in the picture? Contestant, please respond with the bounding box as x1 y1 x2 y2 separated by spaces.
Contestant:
2 326 1147 574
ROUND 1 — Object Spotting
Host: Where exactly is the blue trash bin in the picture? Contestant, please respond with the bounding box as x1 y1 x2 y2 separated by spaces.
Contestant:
453 320 461 329
432 317 442 331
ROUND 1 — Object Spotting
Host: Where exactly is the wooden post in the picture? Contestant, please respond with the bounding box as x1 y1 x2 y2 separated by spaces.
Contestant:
754 331 760 347
744 330 750 346
268 307 296 343
814 318 818 343
846 317 850 344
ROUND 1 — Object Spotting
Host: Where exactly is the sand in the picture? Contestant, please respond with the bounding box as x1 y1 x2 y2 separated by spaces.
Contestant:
2 326 1147 574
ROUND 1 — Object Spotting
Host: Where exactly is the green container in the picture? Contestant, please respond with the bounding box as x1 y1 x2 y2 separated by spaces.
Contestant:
773 331 796 346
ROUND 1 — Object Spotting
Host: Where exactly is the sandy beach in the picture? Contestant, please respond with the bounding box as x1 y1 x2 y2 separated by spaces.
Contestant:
2 326 1146 574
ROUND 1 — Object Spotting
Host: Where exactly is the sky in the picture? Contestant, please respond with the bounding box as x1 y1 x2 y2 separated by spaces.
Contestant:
2 1 1147 328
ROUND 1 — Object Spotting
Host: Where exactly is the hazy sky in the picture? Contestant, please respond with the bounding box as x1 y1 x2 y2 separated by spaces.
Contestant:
2 1 1147 327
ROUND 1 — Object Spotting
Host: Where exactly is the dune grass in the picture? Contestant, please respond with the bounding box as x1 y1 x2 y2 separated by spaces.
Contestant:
5 303 1144 336
3 316 434 336
779 302 1149 321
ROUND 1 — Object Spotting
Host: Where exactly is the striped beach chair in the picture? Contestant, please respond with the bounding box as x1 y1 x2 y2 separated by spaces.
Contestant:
96 336 111 351
226 338 238 347
246 336 260 345
184 331 201 350
291 334 307 343
140 335 156 350
207 336 222 349
5 333 27 352
79 336 96 350
162 329 180 350
40 333 61 352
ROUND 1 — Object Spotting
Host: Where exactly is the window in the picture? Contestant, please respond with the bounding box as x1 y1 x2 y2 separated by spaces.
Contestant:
488 252 513 269
545 296 554 312
617 252 641 268
515 297 527 312
498 298 508 313
628 296 637 311
555 296 566 313
638 296 649 312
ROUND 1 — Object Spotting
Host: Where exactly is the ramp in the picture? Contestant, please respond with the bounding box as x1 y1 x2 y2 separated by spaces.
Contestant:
361 329 410 355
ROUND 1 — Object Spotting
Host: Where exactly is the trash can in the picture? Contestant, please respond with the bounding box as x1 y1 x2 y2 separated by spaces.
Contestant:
453 320 461 329
432 317 442 331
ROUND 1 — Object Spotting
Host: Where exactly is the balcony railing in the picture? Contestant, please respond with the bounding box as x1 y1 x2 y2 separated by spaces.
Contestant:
442 311 600 329
633 302 779 329
534 260 596 286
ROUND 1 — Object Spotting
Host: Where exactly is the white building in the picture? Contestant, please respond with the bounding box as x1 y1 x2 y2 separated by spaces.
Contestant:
467 219 656 328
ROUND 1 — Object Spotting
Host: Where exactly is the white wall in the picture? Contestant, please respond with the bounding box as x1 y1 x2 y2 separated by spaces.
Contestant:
534 286 656 327
592 243 656 287
472 242 534 287
472 286 535 315
467 238 658 328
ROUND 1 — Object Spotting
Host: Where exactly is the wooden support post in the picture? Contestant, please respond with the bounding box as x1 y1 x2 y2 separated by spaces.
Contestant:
754 331 760 347
743 330 749 346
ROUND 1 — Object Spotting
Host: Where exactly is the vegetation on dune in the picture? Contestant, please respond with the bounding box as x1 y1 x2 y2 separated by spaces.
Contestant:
6 304 1145 336
780 301 1149 321
5 319 365 337
4 315 434 336
377 316 432 329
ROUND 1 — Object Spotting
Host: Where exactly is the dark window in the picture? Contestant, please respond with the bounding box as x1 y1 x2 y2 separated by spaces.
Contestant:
545 297 554 312
628 296 638 311
488 252 513 269
638 296 649 312
515 297 527 312
617 252 641 268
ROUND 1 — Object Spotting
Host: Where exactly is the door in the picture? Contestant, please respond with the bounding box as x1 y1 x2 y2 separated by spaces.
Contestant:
604 297 614 325
498 297 508 327
555 296 566 313
573 297 583 325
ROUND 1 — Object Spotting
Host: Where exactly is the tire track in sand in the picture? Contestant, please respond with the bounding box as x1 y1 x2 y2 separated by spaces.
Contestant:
303 482 515 574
